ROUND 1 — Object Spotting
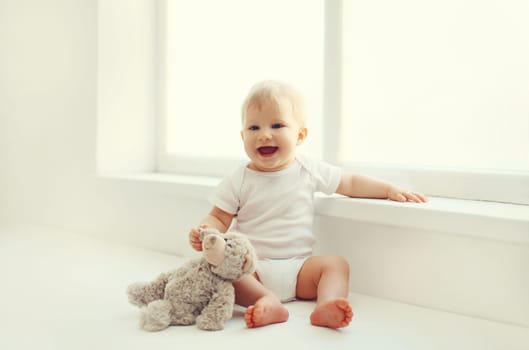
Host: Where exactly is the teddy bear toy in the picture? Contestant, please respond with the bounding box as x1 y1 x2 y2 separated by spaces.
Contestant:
127 228 257 331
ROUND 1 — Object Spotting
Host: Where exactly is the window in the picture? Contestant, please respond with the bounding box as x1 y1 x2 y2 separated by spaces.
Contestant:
158 0 324 176
341 0 529 172
338 0 529 204
158 0 529 204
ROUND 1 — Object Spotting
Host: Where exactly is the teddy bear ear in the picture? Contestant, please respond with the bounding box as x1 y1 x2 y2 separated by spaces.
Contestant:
198 227 222 241
198 227 207 242
242 254 254 273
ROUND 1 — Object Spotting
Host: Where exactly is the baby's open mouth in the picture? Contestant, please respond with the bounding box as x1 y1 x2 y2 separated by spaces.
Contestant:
258 146 278 156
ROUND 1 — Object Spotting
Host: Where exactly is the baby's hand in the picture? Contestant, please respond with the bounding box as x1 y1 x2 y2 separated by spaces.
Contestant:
188 225 206 251
387 187 428 203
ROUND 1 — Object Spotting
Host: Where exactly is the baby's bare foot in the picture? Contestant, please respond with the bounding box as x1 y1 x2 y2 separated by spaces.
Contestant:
310 298 353 329
244 296 289 328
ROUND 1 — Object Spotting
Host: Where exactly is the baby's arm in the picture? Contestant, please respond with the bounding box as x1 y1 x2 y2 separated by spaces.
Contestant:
188 206 235 251
336 173 427 203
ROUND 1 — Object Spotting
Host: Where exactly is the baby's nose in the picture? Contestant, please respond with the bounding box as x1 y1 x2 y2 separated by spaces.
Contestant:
258 130 272 141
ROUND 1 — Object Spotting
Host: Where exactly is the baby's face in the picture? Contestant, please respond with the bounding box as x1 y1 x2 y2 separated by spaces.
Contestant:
241 100 307 172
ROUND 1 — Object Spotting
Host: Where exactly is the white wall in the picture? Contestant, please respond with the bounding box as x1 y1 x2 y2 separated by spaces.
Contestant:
97 0 157 174
0 0 96 224
0 0 204 256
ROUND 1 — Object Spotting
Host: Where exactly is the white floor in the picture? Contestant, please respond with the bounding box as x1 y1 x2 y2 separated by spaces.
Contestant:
1 225 528 350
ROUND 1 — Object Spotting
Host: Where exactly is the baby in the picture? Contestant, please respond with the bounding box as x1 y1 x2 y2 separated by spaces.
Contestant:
189 80 427 329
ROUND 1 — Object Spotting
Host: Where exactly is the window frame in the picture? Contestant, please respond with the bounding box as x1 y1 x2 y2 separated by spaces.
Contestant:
156 0 529 205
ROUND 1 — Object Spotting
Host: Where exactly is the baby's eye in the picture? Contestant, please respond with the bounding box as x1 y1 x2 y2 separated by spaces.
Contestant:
248 125 259 131
271 123 283 129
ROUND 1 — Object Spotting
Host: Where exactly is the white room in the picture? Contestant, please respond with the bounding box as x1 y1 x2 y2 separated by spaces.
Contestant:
1 0 528 349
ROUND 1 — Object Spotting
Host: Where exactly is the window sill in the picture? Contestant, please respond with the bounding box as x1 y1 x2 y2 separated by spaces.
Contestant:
101 173 529 245
315 195 529 244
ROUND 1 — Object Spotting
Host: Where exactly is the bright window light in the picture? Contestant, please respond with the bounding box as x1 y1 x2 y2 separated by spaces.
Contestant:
342 0 529 172
164 0 324 162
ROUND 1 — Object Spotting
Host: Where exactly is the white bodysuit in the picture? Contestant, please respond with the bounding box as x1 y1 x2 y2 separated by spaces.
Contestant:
208 155 341 301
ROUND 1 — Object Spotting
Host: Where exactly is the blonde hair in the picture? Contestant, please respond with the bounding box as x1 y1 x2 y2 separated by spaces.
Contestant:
241 80 306 127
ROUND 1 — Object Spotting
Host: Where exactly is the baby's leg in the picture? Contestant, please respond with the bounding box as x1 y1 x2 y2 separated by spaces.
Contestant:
296 256 353 329
234 274 289 328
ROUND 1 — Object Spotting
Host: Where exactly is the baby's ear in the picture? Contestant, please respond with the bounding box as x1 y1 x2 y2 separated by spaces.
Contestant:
296 127 308 145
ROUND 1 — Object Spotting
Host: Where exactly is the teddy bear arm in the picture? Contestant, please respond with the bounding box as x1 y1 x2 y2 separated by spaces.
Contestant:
195 281 235 331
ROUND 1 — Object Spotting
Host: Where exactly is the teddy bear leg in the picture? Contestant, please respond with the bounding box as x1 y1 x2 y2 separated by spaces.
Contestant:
196 303 232 331
140 300 172 331
170 302 198 326
127 272 170 307
196 286 234 331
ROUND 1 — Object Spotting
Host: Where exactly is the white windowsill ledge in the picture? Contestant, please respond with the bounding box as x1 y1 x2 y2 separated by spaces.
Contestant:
101 173 529 245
